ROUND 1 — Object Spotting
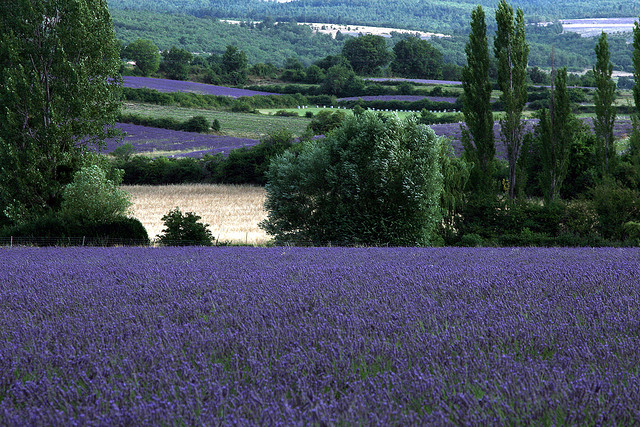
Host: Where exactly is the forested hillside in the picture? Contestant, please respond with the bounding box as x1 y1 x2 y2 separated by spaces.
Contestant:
111 9 341 66
107 0 636 34
111 9 635 71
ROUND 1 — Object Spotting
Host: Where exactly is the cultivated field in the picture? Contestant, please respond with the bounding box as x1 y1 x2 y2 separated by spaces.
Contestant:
124 184 269 244
121 102 311 139
2 247 639 424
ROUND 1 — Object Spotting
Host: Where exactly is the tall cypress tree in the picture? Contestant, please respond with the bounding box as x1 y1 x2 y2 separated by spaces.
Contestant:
629 18 640 160
634 19 640 117
538 68 573 203
494 0 528 200
593 32 617 178
461 6 494 193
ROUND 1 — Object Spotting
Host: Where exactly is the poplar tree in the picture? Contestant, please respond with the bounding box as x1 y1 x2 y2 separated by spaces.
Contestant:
630 18 640 160
0 0 121 225
634 19 640 117
538 68 574 203
494 0 529 200
461 6 495 193
593 32 617 177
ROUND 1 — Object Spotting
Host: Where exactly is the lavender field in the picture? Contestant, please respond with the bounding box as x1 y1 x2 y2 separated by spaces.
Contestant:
432 118 634 159
102 123 259 157
1 247 639 425
337 95 457 103
123 76 278 98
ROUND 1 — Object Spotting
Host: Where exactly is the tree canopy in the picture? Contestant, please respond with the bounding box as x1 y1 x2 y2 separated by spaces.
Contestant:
390 36 443 79
0 0 121 225
261 112 444 246
341 34 392 76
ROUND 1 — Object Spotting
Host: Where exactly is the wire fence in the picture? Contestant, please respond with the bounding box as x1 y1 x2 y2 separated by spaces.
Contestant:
0 236 398 248
0 236 239 247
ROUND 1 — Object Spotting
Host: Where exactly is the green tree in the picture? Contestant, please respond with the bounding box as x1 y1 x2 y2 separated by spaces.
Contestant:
221 45 248 85
593 32 617 178
157 207 213 246
0 0 121 225
494 0 529 200
261 112 444 246
537 68 575 203
341 35 392 76
160 46 193 80
390 36 443 79
461 6 495 193
630 19 640 163
634 19 640 118
123 39 160 77
61 164 131 223
320 64 364 96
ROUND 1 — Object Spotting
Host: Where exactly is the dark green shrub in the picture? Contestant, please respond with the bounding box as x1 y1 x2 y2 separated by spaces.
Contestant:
0 213 149 246
274 110 299 117
181 115 209 132
157 207 213 246
591 181 640 241
458 233 486 247
307 110 347 135
211 119 221 132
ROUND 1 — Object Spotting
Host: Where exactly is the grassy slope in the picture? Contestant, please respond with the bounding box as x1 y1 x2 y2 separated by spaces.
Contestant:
121 102 312 139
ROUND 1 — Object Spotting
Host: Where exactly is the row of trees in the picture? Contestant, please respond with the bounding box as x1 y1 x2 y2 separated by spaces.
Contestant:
122 40 250 84
462 1 638 203
261 6 640 246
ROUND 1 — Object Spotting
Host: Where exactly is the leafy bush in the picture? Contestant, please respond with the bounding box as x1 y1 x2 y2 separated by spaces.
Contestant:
211 119 221 132
156 207 213 246
0 212 149 246
61 164 132 223
591 181 640 241
261 112 445 246
118 113 212 133
181 115 209 132
307 110 347 135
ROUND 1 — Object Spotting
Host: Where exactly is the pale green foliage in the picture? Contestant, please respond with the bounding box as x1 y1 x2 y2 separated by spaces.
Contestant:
61 164 131 223
261 112 445 246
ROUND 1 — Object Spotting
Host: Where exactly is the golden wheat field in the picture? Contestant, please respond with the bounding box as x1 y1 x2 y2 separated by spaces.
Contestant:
124 184 269 245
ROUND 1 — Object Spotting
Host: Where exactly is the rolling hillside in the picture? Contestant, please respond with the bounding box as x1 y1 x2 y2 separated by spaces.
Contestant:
107 0 638 34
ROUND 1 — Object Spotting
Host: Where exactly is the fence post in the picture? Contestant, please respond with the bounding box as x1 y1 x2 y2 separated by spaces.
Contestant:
10 236 12 248
82 236 86 246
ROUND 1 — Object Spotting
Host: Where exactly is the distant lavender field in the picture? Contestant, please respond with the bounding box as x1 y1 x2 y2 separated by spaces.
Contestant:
431 118 634 159
2 247 639 425
367 77 462 85
101 123 259 157
338 95 457 103
123 76 279 98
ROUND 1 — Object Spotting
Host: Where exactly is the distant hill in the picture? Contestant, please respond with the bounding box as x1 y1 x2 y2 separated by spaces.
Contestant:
107 0 637 34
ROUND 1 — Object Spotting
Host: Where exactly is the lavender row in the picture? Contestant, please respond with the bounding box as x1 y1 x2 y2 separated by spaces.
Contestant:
337 95 457 103
1 247 639 425
366 77 463 86
123 76 279 98
99 119 633 160
431 118 634 159
99 123 259 157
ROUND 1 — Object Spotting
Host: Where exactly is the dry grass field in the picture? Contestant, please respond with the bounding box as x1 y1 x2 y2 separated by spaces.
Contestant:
124 184 269 245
